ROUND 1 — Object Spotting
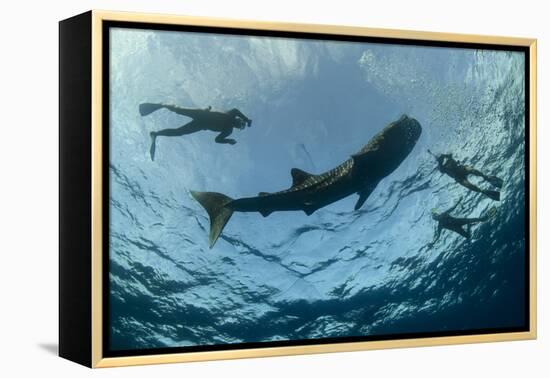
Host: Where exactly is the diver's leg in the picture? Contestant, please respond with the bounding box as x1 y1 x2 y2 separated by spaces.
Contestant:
448 225 470 239
215 128 236 145
149 121 202 161
153 121 202 137
455 207 497 226
458 179 483 194
465 166 485 178
466 167 503 189
139 104 208 119
459 178 500 201
454 217 483 226
162 105 205 119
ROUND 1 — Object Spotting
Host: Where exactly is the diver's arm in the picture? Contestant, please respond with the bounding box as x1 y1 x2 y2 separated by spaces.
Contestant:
228 108 249 120
228 108 252 125
428 150 452 161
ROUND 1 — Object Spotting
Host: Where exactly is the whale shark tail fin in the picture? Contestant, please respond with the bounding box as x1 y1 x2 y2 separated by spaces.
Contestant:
139 103 164 116
190 191 234 248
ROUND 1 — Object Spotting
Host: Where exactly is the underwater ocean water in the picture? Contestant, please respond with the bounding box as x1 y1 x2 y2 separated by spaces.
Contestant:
108 27 527 351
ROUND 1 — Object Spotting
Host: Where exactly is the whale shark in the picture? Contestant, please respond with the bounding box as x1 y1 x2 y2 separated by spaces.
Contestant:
191 115 422 248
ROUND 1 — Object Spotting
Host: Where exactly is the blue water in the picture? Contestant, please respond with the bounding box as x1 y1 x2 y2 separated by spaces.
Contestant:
108 28 526 350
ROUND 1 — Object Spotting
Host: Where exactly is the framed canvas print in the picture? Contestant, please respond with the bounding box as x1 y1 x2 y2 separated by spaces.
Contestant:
59 10 537 368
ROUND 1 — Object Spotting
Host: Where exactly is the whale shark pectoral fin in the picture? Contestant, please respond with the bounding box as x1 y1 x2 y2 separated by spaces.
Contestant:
354 193 368 211
303 207 316 216
302 202 317 216
258 193 273 216
351 154 365 167
351 151 374 169
290 168 314 187
259 208 273 217
354 183 378 211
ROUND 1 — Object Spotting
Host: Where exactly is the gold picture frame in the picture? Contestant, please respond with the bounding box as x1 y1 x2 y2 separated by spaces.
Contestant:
59 10 537 368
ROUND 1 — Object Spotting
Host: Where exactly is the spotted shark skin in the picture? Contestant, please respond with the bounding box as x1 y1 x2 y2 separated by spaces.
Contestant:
191 115 422 248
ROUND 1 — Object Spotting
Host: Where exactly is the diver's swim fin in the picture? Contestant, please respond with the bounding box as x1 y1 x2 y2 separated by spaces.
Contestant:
486 175 503 189
139 103 164 116
190 191 234 248
149 133 157 161
483 190 500 201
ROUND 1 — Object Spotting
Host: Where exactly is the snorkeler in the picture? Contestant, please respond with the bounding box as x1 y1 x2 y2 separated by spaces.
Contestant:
428 150 503 201
139 103 252 161
430 197 497 245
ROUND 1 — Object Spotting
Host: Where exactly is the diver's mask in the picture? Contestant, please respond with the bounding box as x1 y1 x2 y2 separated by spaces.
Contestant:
235 118 246 130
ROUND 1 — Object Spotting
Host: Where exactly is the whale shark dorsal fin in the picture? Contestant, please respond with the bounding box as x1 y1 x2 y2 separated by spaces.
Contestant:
290 168 314 187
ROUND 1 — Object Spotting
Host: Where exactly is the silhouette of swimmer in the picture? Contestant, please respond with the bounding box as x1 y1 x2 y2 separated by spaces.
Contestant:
430 197 497 245
428 150 503 201
139 103 252 161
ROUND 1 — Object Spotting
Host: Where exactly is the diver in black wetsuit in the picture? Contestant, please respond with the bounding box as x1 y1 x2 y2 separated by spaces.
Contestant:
139 103 252 161
430 197 496 245
428 150 503 201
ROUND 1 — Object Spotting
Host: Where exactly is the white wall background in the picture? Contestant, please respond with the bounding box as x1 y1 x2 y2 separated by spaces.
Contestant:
0 0 546 376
